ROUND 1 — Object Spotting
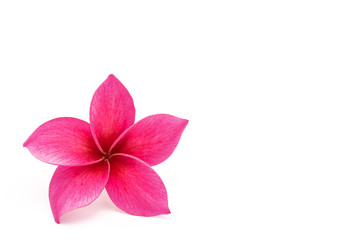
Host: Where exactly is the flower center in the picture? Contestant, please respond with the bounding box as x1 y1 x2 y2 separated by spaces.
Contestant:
103 152 112 161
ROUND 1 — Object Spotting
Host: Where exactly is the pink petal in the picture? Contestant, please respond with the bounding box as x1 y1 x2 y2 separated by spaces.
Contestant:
110 114 188 166
49 161 110 223
23 117 103 166
106 154 170 216
90 74 135 153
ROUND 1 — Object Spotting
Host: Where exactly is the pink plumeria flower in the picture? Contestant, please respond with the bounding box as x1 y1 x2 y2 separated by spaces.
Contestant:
23 74 188 223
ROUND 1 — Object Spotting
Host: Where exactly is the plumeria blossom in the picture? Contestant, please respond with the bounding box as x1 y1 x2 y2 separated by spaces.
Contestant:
23 74 188 223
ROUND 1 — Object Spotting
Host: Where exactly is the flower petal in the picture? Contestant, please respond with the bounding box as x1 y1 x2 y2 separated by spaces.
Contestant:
110 114 188 166
23 117 103 166
90 74 135 153
49 161 110 223
106 154 170 216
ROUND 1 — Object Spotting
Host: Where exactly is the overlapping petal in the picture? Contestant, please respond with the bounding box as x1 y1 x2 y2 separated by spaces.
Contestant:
23 117 103 166
106 154 170 216
49 161 110 223
110 114 188 166
90 74 135 153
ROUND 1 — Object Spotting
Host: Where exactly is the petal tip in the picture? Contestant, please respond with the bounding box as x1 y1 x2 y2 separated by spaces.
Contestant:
178 117 189 131
53 212 61 224
23 135 32 148
150 207 171 216
164 208 171 215
100 74 120 87
106 74 119 82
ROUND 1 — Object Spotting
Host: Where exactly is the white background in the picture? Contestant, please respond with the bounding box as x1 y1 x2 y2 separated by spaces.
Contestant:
1 0 360 239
